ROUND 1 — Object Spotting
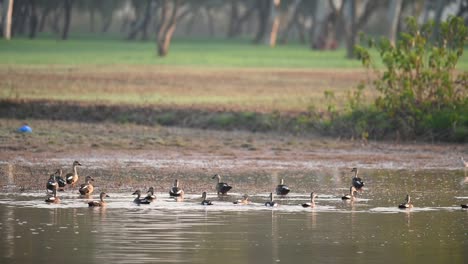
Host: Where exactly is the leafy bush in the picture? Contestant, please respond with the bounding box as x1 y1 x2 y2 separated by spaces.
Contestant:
349 16 468 142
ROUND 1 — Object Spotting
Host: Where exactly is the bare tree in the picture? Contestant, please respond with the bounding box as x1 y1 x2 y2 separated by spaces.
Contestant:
3 0 14 39
61 0 73 40
269 0 281 47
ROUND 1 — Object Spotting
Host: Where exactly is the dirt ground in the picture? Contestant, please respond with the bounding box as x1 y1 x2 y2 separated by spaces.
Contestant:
1 118 466 171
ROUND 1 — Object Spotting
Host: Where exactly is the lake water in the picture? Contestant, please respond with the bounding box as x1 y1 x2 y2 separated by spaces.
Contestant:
0 169 467 264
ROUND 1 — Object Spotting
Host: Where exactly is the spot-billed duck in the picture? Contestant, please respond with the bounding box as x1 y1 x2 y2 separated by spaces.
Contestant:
78 176 94 196
132 190 151 204
66 161 82 187
88 192 109 207
265 192 278 207
276 178 290 195
212 174 232 195
169 179 183 197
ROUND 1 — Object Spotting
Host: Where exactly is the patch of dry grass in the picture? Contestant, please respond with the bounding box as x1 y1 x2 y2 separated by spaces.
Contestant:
0 65 377 113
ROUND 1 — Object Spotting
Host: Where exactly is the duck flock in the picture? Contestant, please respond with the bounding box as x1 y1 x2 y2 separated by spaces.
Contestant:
45 160 468 209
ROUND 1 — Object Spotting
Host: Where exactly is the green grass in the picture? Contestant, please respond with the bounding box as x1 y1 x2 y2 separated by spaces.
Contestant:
0 36 373 68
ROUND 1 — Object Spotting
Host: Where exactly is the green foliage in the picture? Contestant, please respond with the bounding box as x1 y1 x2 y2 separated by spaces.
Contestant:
351 16 468 142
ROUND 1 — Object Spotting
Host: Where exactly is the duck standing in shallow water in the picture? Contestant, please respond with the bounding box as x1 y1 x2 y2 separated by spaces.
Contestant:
45 189 60 204
145 187 157 201
351 168 364 190
212 174 232 195
302 192 317 208
66 161 82 188
265 192 278 207
78 176 94 196
54 169 66 192
233 194 250 205
342 186 357 200
169 179 183 197
398 194 413 209
201 191 213 205
88 192 109 207
132 190 151 204
276 178 290 195
46 172 58 193
174 190 185 202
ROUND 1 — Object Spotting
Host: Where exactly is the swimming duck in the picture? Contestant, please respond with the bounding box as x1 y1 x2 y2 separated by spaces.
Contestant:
302 192 317 208
132 190 151 204
169 179 183 197
145 187 157 201
54 169 66 191
461 204 468 209
460 157 468 168
398 194 413 209
78 176 94 196
66 161 82 187
342 186 357 200
265 192 278 207
45 189 60 204
212 174 232 195
201 191 213 205
276 178 290 195
46 172 58 193
233 194 250 205
88 192 109 207
351 168 364 190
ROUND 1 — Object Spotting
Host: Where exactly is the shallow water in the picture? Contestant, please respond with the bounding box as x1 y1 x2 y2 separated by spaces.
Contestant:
1 169 467 264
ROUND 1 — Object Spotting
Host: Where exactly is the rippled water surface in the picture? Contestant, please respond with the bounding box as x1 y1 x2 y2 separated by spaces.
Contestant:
1 169 467 264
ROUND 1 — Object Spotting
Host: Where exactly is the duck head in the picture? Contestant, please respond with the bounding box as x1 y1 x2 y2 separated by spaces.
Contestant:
73 161 82 167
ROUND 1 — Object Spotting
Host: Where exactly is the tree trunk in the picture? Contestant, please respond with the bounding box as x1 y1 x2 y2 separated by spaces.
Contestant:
346 0 356 58
28 0 38 39
127 0 152 40
205 7 215 37
61 0 73 40
3 0 14 40
38 4 52 32
279 0 302 44
89 6 95 33
227 0 239 38
269 0 281 47
432 0 446 42
101 14 113 33
157 0 179 57
253 0 271 44
387 0 403 46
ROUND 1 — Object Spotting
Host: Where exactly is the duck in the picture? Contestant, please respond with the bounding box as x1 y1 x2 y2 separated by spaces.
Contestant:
54 169 66 191
302 192 317 208
342 186 357 200
66 161 82 187
398 194 413 209
460 157 468 168
145 187 157 201
78 176 94 196
169 179 183 197
45 189 60 204
174 190 185 202
46 172 58 193
276 178 290 195
233 194 250 205
132 190 152 204
265 192 278 207
88 192 109 207
201 191 213 205
461 204 468 209
212 174 232 195
351 168 364 190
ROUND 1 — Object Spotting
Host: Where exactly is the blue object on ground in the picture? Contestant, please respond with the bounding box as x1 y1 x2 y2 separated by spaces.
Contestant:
18 125 32 133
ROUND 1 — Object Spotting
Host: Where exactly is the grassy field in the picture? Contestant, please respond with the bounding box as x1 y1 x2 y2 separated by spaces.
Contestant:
0 37 370 68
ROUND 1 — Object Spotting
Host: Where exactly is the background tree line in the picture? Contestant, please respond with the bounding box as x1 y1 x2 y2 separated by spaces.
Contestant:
1 0 468 57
